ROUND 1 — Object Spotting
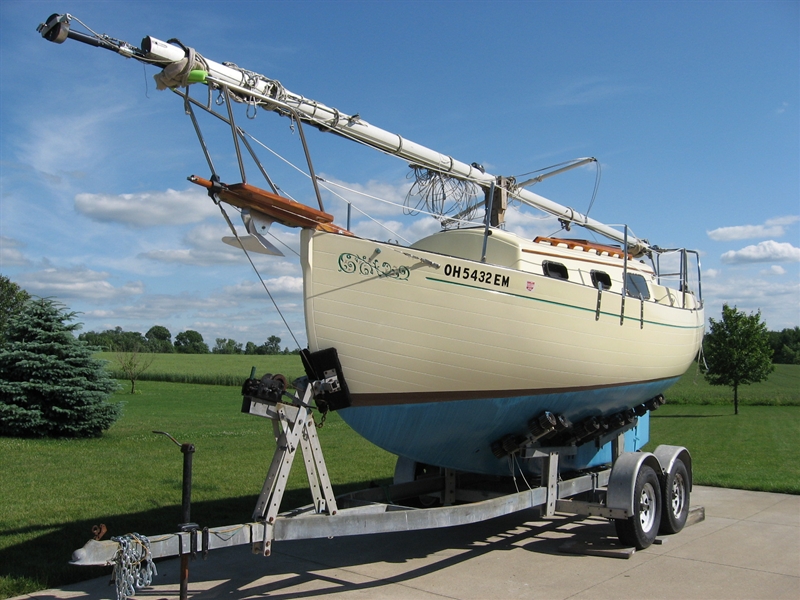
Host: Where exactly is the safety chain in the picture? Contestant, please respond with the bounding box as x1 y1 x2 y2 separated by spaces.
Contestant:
111 533 157 600
314 408 328 429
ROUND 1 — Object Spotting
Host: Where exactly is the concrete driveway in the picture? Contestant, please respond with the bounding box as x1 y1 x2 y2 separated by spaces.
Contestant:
12 486 799 600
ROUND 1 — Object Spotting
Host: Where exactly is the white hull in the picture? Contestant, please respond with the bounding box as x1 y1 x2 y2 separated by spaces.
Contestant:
302 228 703 404
301 228 703 474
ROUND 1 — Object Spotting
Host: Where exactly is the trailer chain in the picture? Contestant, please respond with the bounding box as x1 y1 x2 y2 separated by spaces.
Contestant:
111 533 157 600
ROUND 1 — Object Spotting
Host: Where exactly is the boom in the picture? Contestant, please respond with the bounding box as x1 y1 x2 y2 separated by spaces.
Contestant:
38 13 650 254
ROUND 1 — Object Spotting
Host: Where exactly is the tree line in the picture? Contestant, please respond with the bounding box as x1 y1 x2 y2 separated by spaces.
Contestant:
77 326 298 355
0 274 797 439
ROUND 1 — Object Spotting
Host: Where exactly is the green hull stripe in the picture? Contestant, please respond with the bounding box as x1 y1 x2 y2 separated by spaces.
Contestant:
425 276 702 330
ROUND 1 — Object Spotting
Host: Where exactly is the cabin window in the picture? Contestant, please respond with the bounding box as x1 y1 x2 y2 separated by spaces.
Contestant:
591 270 612 290
543 261 569 280
625 273 651 299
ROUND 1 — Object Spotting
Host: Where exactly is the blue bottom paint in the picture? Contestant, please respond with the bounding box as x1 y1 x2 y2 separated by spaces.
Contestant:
339 378 675 476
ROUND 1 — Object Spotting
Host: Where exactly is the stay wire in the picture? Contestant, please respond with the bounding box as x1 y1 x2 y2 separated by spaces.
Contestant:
215 200 301 349
585 161 602 218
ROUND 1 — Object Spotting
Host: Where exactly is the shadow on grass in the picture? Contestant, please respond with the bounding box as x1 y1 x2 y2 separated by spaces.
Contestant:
1 480 630 598
3 496 625 600
0 482 384 595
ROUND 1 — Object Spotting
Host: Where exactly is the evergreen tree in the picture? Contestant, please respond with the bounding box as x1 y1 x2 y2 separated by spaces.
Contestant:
704 304 774 415
0 298 120 437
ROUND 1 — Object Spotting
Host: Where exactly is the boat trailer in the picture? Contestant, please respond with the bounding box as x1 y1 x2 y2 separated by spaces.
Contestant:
70 366 698 600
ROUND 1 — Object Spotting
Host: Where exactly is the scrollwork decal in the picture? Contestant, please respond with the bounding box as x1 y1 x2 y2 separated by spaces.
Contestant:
338 253 409 281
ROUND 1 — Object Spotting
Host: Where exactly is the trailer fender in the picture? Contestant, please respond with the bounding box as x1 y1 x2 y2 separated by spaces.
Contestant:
652 445 693 491
606 452 662 514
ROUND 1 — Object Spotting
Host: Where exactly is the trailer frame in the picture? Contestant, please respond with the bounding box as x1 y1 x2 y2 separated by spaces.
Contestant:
70 375 695 600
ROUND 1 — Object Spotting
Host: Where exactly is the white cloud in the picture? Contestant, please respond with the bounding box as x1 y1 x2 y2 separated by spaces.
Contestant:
720 240 800 264
702 277 800 330
17 266 144 301
220 277 304 299
17 105 130 185
0 236 30 266
321 175 414 220
139 223 251 266
75 188 218 227
503 206 562 240
760 265 787 276
765 216 800 227
707 215 799 241
704 268 720 278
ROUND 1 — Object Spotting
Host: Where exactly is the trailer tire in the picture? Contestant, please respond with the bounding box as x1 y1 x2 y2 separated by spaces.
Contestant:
614 464 661 549
659 458 689 534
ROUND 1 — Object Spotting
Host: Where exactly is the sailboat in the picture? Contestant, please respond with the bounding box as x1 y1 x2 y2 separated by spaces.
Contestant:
39 14 705 477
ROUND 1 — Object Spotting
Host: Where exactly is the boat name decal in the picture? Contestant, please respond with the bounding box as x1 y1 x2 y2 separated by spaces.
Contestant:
443 263 510 288
338 253 410 280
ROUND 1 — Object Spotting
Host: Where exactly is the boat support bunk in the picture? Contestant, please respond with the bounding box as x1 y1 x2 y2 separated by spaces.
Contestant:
70 350 702 600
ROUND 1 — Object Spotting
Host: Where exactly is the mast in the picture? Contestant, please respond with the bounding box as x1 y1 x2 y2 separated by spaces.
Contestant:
38 13 650 254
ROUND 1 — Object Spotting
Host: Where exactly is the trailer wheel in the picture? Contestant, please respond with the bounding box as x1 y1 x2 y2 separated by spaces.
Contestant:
659 458 689 534
614 464 661 549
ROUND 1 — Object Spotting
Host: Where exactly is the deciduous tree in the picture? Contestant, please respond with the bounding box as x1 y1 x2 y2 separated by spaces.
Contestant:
264 335 281 355
174 329 209 354
704 304 774 415
0 276 30 346
116 347 155 394
145 325 174 353
768 327 800 365
213 337 243 354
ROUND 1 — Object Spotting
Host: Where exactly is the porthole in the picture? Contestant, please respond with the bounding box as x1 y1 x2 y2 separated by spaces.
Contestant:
543 261 569 280
591 270 612 290
625 273 651 299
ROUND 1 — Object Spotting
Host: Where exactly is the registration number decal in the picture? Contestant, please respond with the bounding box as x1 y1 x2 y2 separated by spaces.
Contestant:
443 263 510 288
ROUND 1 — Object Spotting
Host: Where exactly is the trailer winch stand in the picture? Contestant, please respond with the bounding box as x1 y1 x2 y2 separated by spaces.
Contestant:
246 379 339 556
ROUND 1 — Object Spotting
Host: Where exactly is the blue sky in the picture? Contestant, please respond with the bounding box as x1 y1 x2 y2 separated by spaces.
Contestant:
1 0 798 350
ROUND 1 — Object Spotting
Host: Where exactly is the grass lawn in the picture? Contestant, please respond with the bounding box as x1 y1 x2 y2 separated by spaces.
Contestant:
0 380 395 599
646 404 800 494
666 363 800 405
1 361 798 598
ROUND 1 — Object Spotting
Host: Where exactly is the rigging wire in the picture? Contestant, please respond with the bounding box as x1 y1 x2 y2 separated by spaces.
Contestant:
512 157 603 219
266 229 300 257
318 178 482 232
215 196 302 350
242 131 484 232
585 160 602 218
404 166 481 219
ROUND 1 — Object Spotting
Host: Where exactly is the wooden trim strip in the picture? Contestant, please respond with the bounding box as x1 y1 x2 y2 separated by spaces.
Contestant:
533 236 632 260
